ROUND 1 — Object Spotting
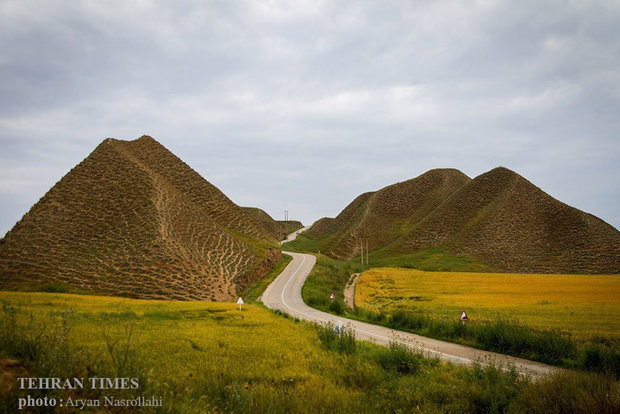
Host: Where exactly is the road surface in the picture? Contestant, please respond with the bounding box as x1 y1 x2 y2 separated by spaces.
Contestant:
261 251 560 379
281 226 311 244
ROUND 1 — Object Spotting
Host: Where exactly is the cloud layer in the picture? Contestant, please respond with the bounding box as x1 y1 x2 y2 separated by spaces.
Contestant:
1 0 619 235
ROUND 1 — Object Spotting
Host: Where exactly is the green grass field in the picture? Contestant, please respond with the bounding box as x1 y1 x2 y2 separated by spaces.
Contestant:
2 291 617 413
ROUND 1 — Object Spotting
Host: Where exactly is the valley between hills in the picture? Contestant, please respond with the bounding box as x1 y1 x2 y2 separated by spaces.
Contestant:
1 136 618 413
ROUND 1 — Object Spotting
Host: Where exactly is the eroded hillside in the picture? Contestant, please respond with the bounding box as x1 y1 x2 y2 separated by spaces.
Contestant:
301 167 620 274
0 136 280 300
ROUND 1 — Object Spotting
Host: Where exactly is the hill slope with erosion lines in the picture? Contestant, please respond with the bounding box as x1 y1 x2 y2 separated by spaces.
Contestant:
305 167 620 274
306 168 471 258
398 167 620 273
0 136 280 300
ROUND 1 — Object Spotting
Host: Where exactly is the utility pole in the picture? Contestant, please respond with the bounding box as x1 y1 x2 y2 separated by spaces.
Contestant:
284 210 288 221
366 240 369 266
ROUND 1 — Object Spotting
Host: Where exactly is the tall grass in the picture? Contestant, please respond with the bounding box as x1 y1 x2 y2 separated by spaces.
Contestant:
316 323 356 354
386 309 575 365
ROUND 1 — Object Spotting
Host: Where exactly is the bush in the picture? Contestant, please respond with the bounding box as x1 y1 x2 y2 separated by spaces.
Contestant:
376 342 422 375
40 283 69 293
581 346 620 377
316 323 357 355
329 300 344 315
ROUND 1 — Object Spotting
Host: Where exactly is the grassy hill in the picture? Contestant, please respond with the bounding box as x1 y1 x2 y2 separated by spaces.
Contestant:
241 207 284 240
0 136 280 301
289 167 620 274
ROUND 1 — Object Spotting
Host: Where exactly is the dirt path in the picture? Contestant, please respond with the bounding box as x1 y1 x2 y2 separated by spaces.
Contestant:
344 273 360 309
261 252 561 379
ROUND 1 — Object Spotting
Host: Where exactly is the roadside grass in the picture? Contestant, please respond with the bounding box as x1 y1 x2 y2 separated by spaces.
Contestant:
1 291 617 413
241 254 293 302
300 254 362 315
302 257 620 376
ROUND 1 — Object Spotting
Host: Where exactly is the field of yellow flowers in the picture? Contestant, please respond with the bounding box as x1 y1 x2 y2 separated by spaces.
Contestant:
355 268 620 340
1 290 618 412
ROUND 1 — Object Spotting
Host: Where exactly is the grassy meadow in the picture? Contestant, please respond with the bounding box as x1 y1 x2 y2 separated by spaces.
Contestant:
6 291 617 413
355 268 620 340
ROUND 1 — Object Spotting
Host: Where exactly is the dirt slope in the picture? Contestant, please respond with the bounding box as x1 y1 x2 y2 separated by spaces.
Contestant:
241 207 283 240
0 136 280 300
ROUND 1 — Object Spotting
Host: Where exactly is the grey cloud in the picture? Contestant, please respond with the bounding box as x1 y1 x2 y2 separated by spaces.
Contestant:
1 0 619 235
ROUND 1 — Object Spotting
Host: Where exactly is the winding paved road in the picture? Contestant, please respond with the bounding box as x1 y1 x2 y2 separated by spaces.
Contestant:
261 251 560 379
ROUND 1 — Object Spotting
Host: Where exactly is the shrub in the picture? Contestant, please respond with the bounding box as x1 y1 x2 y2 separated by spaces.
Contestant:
376 342 422 375
40 283 69 293
316 323 357 355
328 300 344 315
581 345 620 377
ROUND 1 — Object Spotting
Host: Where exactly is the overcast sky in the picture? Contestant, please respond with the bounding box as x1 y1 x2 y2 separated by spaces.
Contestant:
1 0 619 236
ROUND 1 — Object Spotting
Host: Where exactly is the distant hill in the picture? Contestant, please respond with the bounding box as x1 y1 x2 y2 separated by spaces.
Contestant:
0 136 281 300
277 220 304 238
298 167 620 274
241 208 303 241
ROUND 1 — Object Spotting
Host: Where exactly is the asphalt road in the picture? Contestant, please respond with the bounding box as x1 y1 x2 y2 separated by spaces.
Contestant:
261 251 561 379
281 226 311 243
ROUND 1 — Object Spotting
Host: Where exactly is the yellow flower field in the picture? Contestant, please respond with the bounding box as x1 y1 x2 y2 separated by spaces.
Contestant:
355 268 620 340
1 291 618 412
0 292 360 411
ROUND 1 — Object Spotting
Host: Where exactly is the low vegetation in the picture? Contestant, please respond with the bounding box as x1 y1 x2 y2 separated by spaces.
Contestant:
1 292 618 413
286 235 490 272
